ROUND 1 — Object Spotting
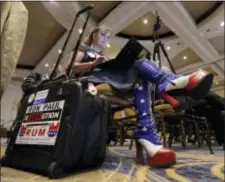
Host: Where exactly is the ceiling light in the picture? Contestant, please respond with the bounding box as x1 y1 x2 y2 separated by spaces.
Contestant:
166 46 171 51
220 21 224 27
143 19 148 24
107 44 110 48
58 49 62 54
78 29 82 34
183 56 187 60
45 63 49 68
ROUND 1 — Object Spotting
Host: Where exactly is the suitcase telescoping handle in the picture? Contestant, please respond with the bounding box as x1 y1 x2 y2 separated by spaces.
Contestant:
49 4 94 80
66 6 93 78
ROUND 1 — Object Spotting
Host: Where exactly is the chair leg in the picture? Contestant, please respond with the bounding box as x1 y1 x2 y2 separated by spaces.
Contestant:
203 119 214 154
129 132 135 150
193 135 197 146
180 120 186 149
118 126 125 146
203 134 214 154
194 122 201 148
187 126 195 145
161 119 167 147
203 119 211 144
168 126 174 147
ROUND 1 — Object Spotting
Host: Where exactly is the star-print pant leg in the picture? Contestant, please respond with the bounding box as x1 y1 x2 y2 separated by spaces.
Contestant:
134 79 161 145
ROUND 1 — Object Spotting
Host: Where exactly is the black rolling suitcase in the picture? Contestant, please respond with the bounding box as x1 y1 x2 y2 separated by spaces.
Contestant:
1 5 111 178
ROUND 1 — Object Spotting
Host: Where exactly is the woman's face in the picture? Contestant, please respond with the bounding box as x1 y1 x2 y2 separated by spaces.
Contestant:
93 30 111 50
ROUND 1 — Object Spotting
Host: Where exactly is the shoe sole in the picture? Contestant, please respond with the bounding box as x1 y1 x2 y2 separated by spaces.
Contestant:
136 160 177 168
150 160 177 168
187 73 214 100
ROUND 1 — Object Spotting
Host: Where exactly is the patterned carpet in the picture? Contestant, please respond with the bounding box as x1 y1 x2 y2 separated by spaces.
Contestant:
1 146 224 182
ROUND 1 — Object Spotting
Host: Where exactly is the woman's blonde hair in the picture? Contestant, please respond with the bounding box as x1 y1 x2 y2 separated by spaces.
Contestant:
84 25 111 46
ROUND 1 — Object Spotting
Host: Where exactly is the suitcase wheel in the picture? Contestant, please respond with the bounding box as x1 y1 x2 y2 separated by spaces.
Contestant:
48 161 63 178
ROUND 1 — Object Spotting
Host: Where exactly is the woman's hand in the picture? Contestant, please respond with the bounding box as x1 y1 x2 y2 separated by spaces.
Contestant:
72 55 108 73
73 62 95 73
92 56 106 66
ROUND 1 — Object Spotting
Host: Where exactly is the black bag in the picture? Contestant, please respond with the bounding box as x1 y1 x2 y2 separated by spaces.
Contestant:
1 5 112 178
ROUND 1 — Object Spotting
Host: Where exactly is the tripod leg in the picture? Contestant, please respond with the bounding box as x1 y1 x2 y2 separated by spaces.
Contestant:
159 41 176 73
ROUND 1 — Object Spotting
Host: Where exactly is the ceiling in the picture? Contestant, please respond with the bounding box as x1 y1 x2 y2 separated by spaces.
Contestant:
13 1 224 97
172 48 202 70
17 2 65 69
209 36 225 55
182 1 220 23
79 1 121 23
79 1 221 39
120 11 172 38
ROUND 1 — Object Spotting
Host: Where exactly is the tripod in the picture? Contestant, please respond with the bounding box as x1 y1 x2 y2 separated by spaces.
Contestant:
150 12 177 112
150 12 196 113
152 11 176 73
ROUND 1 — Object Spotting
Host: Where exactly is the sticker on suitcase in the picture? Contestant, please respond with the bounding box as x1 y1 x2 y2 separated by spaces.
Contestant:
33 89 49 105
15 100 65 146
